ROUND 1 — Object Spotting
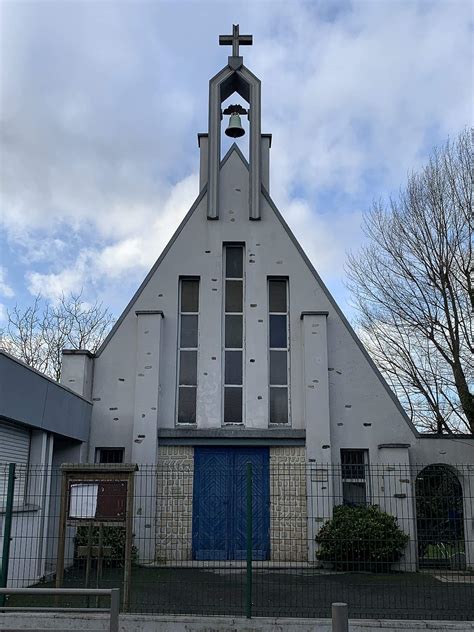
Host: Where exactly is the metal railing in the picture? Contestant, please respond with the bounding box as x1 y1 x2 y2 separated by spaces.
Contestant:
0 587 119 632
0 460 472 621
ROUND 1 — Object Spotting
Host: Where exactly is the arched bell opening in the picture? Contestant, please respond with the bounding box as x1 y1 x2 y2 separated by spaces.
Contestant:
415 464 465 569
220 94 250 160
207 61 261 220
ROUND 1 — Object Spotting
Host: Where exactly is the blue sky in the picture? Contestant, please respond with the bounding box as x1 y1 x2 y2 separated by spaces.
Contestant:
0 0 472 324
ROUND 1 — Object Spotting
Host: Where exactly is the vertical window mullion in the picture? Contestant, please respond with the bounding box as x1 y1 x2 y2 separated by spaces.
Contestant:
177 279 199 424
268 279 289 424
224 246 244 424
341 449 369 506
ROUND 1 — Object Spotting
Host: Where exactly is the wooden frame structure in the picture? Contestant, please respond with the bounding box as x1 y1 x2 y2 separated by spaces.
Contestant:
55 463 138 611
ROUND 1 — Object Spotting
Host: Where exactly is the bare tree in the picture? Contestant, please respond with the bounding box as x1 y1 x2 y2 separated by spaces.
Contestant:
347 129 473 434
0 293 114 381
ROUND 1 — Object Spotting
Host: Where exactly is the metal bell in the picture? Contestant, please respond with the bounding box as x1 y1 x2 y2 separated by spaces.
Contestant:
225 112 245 138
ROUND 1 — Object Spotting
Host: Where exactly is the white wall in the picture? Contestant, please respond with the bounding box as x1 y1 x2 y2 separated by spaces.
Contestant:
88 148 415 464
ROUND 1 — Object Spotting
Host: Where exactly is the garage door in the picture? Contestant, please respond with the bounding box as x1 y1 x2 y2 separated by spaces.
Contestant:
0 421 30 504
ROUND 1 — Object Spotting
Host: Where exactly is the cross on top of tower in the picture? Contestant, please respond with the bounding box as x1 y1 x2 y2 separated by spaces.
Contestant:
219 24 253 58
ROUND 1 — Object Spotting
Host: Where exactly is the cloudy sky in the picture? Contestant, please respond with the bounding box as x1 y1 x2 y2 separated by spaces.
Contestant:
0 0 471 324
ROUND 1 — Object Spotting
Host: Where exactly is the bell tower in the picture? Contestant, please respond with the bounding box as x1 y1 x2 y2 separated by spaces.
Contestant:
204 24 264 221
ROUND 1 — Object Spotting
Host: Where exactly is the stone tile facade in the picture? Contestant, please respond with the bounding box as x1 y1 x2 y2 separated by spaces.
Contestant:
155 445 308 562
270 446 308 562
155 445 194 562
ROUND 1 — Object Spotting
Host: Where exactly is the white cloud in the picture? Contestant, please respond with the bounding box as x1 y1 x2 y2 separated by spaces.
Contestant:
0 268 14 298
0 1 471 311
283 199 364 280
26 173 199 301
27 249 94 303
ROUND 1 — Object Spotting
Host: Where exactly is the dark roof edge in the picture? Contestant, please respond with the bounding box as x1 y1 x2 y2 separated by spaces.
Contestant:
61 463 138 472
261 186 419 438
418 434 474 440
301 311 329 319
62 349 95 358
95 186 207 357
135 310 164 317
0 350 92 405
378 443 411 449
159 428 305 440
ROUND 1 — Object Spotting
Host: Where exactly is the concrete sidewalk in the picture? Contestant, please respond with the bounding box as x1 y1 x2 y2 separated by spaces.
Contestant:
0 614 473 632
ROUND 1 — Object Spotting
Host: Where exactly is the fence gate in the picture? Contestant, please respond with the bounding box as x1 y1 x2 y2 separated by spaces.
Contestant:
415 464 465 569
192 447 270 560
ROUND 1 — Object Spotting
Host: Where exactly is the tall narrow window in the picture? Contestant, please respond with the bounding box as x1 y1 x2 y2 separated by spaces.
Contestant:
177 279 199 424
224 246 244 424
341 449 369 506
268 279 289 424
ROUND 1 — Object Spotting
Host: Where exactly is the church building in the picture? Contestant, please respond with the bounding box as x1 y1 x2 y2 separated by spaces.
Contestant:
60 26 473 567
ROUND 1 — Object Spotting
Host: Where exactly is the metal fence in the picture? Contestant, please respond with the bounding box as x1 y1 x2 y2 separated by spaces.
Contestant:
0 460 473 620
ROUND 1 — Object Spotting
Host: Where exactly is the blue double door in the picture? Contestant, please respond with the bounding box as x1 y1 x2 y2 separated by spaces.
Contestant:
192 447 270 560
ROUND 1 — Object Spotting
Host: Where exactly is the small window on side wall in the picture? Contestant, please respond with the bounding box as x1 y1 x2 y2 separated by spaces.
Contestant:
341 449 369 506
95 448 125 464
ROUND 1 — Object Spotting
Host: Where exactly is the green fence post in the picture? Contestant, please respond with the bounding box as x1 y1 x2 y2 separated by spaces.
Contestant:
0 463 16 608
246 462 253 619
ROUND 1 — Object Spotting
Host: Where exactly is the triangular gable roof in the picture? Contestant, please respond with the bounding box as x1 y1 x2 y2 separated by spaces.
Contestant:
94 146 418 436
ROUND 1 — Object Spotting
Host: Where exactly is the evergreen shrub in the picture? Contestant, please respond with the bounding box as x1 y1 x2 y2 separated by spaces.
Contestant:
316 504 409 572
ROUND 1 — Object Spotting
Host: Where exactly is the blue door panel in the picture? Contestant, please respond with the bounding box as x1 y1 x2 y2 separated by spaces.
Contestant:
192 448 230 560
193 447 270 560
233 449 270 560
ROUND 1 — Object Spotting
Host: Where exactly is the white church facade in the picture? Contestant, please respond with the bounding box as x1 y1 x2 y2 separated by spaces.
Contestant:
60 26 473 568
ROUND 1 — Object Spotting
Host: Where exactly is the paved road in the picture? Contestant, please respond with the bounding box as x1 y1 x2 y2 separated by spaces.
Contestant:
10 566 474 621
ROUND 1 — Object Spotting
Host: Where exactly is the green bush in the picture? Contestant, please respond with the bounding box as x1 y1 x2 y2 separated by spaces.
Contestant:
74 525 138 567
316 505 409 572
